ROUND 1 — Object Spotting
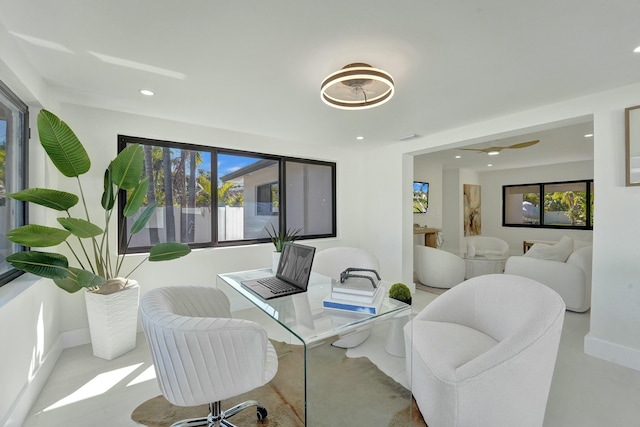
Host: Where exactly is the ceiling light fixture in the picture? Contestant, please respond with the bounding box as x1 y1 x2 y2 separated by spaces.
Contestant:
634 46 640 53
321 63 394 110
356 136 364 140
584 133 593 138
455 155 461 159
487 150 500 156
140 89 154 96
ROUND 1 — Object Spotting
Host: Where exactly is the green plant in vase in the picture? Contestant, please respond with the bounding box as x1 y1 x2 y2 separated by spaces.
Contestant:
6 109 191 294
265 223 302 252
389 282 412 305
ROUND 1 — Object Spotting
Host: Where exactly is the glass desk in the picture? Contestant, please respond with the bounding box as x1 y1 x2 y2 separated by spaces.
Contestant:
217 269 412 425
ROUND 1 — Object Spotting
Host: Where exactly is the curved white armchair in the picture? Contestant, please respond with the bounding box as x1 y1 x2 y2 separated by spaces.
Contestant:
404 274 565 427
466 236 509 257
312 247 379 348
140 286 278 427
414 245 466 289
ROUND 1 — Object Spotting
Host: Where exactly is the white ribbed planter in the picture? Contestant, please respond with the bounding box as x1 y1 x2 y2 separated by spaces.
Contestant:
272 251 281 273
85 280 140 360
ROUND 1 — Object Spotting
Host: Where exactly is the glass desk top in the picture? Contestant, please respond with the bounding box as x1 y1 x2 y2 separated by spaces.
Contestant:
217 268 410 345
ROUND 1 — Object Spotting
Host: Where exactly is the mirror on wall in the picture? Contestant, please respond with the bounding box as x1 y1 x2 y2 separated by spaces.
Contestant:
625 105 640 186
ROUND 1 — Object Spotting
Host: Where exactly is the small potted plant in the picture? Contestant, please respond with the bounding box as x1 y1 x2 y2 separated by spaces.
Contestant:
389 283 412 305
265 224 301 272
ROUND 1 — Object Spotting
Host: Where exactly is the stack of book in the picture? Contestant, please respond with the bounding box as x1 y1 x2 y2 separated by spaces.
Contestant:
322 278 385 315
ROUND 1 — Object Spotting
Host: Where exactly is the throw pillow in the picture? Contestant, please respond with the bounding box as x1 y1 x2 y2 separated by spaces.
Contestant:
523 236 574 262
573 238 592 250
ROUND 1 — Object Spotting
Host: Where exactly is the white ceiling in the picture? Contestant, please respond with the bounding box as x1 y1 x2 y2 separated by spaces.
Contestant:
0 0 638 165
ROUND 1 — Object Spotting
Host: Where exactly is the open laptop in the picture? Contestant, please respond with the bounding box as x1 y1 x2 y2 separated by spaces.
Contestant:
241 242 316 300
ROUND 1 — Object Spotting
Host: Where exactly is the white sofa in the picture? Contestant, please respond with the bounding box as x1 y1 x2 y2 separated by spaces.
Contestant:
414 245 466 289
504 237 592 312
405 274 565 427
466 236 509 257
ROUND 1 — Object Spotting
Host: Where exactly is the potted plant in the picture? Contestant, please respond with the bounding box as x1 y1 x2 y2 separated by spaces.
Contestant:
265 224 301 272
6 109 191 359
389 283 412 305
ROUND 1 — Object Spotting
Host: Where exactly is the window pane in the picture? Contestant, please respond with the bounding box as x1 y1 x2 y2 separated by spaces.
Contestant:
543 182 588 226
0 85 27 285
125 142 212 246
285 161 334 236
504 185 540 225
218 153 279 241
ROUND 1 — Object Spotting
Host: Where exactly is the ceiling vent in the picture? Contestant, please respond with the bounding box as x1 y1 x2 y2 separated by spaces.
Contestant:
398 133 422 141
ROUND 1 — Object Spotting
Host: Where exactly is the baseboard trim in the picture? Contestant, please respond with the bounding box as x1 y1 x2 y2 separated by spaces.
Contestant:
1 336 63 427
62 327 91 349
584 333 640 372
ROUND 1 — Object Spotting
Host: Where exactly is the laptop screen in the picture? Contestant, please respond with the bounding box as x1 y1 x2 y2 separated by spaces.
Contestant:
276 242 316 289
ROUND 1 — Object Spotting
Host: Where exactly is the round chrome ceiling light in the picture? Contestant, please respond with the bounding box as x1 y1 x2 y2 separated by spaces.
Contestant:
320 63 394 110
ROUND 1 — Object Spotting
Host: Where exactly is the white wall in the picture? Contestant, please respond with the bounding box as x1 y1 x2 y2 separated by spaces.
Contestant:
377 82 640 372
412 158 443 230
478 160 594 254
52 103 368 339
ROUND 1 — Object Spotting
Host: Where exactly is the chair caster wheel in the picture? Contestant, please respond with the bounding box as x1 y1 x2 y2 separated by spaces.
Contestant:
257 406 268 421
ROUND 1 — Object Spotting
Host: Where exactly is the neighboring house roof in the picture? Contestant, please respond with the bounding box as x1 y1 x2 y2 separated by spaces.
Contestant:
220 159 278 183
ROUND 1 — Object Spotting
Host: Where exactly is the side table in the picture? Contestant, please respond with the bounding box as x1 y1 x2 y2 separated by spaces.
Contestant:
464 254 507 279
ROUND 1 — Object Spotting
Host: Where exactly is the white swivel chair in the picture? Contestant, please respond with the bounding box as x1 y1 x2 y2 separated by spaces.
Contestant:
414 245 466 289
312 246 380 348
140 286 279 427
405 274 565 427
466 236 509 257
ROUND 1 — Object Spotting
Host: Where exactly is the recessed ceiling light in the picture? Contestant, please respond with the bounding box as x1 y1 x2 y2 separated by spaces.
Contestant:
356 136 364 140
487 150 500 156
634 46 640 53
487 164 493 167
584 133 593 138
455 155 461 159
140 89 154 96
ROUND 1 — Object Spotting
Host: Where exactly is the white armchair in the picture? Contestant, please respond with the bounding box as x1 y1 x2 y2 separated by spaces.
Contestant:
312 246 380 348
140 286 279 427
505 240 592 312
414 245 466 289
466 236 509 257
404 274 565 427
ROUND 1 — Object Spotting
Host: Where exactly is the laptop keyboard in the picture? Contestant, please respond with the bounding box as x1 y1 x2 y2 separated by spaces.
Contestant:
258 277 293 294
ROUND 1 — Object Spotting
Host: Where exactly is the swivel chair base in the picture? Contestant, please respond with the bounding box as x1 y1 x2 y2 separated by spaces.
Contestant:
170 400 268 427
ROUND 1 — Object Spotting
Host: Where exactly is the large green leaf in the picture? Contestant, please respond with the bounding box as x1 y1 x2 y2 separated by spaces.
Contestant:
7 188 78 211
111 145 144 190
52 267 105 293
75 269 106 288
37 109 91 178
149 242 191 262
123 177 149 217
130 201 158 234
101 167 115 211
7 225 71 247
57 218 103 238
6 251 69 279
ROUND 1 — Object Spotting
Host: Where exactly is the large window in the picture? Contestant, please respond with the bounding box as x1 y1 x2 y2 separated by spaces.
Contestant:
0 80 28 286
503 180 594 229
118 136 336 253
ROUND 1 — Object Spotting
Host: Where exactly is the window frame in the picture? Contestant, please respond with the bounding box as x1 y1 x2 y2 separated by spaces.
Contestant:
117 135 337 253
0 79 29 287
502 179 594 230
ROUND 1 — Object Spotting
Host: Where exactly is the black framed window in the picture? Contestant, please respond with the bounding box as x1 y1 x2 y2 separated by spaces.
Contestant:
118 135 336 253
503 179 594 229
0 80 28 287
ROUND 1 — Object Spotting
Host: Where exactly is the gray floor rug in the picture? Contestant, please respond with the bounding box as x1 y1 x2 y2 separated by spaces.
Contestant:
132 340 427 426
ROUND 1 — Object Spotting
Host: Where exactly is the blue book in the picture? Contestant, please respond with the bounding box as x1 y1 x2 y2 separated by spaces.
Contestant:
322 288 384 315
